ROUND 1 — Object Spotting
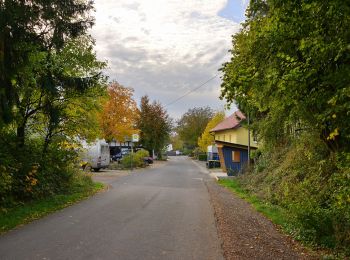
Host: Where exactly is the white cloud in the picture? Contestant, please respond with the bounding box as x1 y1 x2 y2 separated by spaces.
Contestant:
90 0 241 119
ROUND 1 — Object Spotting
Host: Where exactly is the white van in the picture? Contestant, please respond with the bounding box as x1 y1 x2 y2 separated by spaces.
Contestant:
81 139 110 172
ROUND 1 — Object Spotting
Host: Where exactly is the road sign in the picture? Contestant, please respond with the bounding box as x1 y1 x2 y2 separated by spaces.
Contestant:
132 134 139 142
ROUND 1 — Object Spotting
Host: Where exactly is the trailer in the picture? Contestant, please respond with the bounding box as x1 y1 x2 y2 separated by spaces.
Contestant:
81 139 110 172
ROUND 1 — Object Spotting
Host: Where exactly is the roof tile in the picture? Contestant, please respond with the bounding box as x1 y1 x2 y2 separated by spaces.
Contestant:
211 110 246 132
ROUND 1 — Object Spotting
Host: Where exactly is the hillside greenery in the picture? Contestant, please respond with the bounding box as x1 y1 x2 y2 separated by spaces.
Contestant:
220 0 350 254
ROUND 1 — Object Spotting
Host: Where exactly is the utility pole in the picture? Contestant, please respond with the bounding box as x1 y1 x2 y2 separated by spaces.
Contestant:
247 111 250 167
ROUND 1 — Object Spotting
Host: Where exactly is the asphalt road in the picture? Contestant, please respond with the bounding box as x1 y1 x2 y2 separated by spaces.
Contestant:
0 156 223 260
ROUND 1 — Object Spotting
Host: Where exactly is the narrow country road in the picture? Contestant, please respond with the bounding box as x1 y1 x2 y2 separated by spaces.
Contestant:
0 157 223 260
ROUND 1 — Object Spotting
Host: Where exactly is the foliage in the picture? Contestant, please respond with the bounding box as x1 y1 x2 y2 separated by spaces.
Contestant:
220 0 350 255
220 0 350 151
99 82 139 142
0 1 106 207
190 147 201 158
170 134 184 151
137 96 172 159
177 107 214 150
239 134 350 254
198 111 225 152
219 179 289 228
121 149 150 168
0 0 100 131
0 177 104 234
198 153 207 161
0 134 84 206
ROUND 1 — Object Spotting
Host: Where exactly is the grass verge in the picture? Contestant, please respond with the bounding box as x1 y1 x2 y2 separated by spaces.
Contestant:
0 181 104 234
218 178 288 227
217 179 348 259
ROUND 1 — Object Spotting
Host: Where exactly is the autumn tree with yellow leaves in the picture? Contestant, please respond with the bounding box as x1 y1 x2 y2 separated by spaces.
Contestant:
99 82 139 142
198 111 225 152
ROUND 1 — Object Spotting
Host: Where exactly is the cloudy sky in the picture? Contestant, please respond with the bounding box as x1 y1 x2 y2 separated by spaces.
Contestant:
90 0 248 119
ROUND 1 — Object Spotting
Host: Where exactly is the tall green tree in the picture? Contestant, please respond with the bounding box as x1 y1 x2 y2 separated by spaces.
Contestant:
137 96 172 158
170 134 184 151
0 1 107 202
177 107 214 150
220 0 350 151
0 0 100 147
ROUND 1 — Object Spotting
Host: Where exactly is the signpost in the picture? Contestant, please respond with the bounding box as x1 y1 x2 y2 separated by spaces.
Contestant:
130 134 139 170
132 134 139 142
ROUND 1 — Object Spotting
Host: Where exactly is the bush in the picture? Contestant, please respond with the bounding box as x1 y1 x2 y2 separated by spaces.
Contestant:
0 132 88 209
238 133 350 254
198 153 207 161
121 149 150 169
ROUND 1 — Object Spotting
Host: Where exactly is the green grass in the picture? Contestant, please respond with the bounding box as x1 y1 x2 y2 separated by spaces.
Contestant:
0 182 104 234
218 179 348 259
218 179 288 227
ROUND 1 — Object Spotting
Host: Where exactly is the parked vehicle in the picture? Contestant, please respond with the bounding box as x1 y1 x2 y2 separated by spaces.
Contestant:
121 149 131 156
144 156 154 164
81 139 110 171
111 152 122 161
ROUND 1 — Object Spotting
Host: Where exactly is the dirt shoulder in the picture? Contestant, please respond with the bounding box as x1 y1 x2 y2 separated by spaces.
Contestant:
206 180 319 260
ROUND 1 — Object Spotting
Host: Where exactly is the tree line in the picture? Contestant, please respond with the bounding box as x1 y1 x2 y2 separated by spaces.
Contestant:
172 106 225 155
99 82 171 159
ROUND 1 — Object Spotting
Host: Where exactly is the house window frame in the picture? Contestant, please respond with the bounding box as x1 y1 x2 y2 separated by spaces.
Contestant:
232 151 240 163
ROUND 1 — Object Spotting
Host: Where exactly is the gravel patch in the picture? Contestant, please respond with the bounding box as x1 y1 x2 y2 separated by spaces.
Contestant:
205 180 319 260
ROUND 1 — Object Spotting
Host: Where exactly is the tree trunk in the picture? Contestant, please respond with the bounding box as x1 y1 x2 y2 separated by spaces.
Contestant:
42 125 53 155
0 15 13 124
42 134 50 155
16 125 25 148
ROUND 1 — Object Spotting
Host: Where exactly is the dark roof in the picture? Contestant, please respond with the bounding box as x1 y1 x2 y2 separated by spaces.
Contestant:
210 110 246 132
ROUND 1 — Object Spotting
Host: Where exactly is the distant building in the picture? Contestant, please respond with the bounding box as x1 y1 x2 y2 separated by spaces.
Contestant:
210 111 258 173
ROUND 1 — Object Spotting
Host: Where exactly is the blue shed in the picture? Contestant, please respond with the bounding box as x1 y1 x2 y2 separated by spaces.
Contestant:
221 146 249 174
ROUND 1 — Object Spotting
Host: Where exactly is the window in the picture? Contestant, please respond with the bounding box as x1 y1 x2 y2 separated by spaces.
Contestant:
232 151 240 162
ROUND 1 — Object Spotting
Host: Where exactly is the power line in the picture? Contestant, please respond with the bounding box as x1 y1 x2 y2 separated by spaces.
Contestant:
165 74 219 107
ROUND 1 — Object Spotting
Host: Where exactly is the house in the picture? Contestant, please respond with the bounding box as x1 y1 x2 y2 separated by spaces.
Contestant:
210 111 258 174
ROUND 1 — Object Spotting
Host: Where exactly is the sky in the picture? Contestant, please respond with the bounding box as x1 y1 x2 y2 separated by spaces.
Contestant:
90 0 249 119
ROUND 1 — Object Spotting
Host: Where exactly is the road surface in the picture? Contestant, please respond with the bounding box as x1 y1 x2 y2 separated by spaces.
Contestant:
0 156 223 260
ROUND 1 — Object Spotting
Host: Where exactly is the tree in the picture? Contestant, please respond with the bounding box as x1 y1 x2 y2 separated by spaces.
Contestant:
220 0 350 151
137 96 171 158
0 0 98 147
177 107 214 150
170 134 184 151
99 82 139 142
198 111 225 152
14 35 106 153
0 1 107 202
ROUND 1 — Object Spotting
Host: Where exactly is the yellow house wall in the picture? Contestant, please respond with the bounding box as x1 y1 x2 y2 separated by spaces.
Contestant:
214 127 258 148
